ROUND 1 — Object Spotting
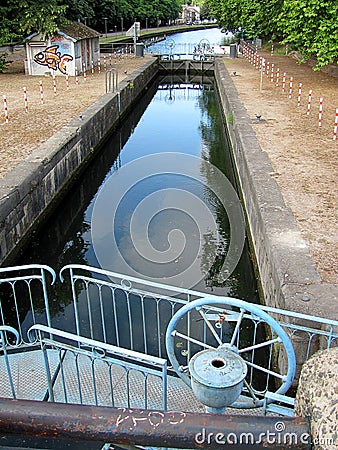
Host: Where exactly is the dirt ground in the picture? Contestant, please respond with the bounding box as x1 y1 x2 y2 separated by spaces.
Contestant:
0 53 148 177
224 51 337 285
0 50 337 284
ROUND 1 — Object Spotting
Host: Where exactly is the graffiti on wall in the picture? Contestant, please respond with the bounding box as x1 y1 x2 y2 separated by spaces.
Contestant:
34 45 73 74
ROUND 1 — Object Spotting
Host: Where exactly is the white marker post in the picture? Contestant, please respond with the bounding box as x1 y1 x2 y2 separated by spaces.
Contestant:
260 58 265 92
3 95 9 123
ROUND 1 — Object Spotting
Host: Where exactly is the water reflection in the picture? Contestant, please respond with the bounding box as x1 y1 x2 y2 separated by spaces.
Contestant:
146 27 229 55
15 75 258 307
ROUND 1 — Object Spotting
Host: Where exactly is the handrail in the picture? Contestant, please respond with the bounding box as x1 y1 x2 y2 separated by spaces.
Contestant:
0 398 311 449
0 325 20 344
59 264 338 329
0 264 56 285
106 68 118 92
28 324 167 368
0 264 56 345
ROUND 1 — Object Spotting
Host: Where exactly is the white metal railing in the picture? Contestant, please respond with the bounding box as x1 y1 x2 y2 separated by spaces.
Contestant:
1 263 337 360
59 264 202 357
146 42 217 58
0 265 56 345
58 264 338 360
1 263 338 409
105 68 118 92
1 324 168 410
0 325 20 398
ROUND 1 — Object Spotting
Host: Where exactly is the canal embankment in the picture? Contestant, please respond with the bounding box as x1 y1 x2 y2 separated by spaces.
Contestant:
0 57 158 263
214 59 338 322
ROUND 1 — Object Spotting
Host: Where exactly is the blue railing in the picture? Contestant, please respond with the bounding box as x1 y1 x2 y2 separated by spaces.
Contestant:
0 264 56 345
27 324 168 409
0 263 337 415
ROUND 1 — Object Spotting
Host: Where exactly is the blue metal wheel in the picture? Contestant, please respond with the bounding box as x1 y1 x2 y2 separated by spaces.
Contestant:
165 297 296 409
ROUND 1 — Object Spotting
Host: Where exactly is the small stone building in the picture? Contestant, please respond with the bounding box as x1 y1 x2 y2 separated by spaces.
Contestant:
25 22 100 76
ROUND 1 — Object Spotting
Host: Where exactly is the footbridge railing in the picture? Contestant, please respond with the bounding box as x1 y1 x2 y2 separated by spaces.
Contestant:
0 397 312 449
1 263 338 415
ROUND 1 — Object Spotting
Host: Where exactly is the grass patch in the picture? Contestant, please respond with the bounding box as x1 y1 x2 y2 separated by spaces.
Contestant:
228 112 233 125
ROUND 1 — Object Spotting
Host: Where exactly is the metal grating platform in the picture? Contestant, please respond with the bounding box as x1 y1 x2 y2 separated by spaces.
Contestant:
0 348 268 416
0 349 60 401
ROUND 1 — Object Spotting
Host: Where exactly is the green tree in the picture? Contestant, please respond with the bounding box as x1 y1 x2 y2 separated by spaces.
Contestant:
205 0 281 39
129 0 181 27
205 0 338 67
62 0 96 24
238 0 282 40
0 2 24 45
61 0 180 32
0 0 67 45
19 0 67 37
278 0 338 68
205 0 241 32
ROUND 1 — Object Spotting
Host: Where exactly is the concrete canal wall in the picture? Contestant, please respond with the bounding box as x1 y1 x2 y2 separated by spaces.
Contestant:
214 58 338 322
0 58 158 263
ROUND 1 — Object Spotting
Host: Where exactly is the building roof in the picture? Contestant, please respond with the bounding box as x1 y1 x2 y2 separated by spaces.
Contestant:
59 22 100 41
26 21 100 43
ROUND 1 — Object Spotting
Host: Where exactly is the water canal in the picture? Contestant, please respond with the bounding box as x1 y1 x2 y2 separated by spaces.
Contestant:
0 29 324 449
12 30 259 326
146 27 233 56
1 30 269 400
15 79 258 299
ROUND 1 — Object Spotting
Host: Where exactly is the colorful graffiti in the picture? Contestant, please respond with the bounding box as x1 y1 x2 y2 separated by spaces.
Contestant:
34 45 73 74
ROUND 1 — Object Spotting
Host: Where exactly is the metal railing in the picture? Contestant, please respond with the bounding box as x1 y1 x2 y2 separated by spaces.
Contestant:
159 53 215 61
147 42 217 57
1 263 338 411
1 323 168 410
106 67 118 92
58 264 199 356
0 325 20 398
100 43 134 55
58 264 338 356
0 264 56 345
1 263 337 364
0 397 312 449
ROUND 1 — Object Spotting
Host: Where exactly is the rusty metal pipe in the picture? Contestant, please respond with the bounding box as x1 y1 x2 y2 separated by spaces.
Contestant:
0 398 311 449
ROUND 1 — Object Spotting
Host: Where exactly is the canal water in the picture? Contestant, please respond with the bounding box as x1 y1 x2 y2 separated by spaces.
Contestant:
13 29 259 320
15 73 258 301
0 31 269 449
146 27 232 56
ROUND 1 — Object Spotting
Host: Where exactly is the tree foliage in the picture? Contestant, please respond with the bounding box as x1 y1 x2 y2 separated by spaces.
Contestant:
278 0 338 68
0 0 182 45
205 0 338 67
0 0 67 45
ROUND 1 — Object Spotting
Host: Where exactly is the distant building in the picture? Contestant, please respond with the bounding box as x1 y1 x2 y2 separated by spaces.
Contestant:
25 22 100 76
182 4 201 24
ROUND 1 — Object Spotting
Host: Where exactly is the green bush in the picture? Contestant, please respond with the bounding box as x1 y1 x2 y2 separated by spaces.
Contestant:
0 53 11 73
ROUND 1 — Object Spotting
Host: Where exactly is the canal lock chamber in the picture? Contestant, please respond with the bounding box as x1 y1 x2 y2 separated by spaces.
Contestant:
12 69 260 302
2 62 278 401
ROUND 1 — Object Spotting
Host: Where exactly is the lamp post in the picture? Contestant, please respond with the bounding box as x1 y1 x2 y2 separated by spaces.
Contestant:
104 17 108 37
121 17 124 33
84 17 88 26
